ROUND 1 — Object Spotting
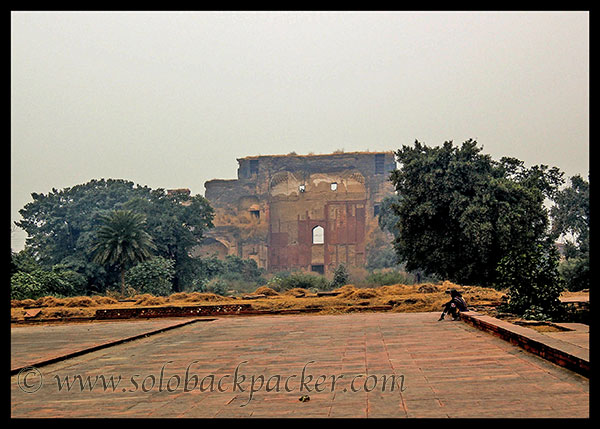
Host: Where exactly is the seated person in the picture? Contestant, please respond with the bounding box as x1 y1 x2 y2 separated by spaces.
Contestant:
438 289 468 321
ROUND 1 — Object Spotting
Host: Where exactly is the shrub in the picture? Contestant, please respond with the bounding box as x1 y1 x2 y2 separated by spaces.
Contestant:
193 255 266 294
51 266 87 296
265 271 292 292
11 272 45 300
206 277 228 296
366 246 398 270
559 256 589 292
331 264 349 289
495 242 564 319
271 272 330 291
10 268 82 300
365 270 414 286
125 257 175 296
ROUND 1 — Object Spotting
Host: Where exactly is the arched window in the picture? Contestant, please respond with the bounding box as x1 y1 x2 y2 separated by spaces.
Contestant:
312 225 324 244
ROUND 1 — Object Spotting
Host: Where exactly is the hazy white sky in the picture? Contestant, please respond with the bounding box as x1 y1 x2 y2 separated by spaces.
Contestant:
11 11 589 251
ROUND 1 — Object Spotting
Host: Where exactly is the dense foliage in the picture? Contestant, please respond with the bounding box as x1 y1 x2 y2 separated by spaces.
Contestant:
266 271 331 292
91 210 156 294
550 175 589 291
123 189 214 291
331 264 350 288
364 270 416 286
124 256 175 296
15 179 214 294
10 249 87 299
389 140 567 318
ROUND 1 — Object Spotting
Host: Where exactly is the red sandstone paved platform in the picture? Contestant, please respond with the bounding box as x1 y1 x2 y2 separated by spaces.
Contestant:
11 312 589 418
11 318 200 372
460 312 589 378
547 323 590 350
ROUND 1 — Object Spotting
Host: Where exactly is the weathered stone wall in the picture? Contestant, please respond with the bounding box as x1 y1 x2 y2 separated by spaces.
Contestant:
200 151 396 275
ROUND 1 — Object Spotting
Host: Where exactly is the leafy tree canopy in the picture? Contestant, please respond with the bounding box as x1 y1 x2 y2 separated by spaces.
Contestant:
124 256 175 296
15 179 214 293
389 139 564 288
124 190 214 290
16 179 152 266
550 174 589 255
549 174 589 292
91 209 156 294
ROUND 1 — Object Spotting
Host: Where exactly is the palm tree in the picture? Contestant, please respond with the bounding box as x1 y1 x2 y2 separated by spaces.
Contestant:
91 210 156 295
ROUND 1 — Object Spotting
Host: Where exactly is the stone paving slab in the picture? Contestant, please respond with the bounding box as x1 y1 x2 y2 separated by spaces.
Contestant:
11 318 205 373
460 312 589 377
10 312 589 418
546 323 590 350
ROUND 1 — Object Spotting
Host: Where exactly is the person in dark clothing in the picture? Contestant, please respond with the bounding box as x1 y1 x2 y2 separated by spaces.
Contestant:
438 289 468 321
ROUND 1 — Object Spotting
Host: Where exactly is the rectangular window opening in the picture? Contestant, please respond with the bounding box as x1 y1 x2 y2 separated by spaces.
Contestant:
374 204 381 217
311 264 324 275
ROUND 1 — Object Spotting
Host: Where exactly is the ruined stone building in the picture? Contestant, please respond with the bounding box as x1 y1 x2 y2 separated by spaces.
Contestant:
195 151 397 276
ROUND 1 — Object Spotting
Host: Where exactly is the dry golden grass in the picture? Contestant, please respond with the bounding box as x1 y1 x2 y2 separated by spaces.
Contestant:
64 297 97 307
133 294 168 306
93 296 119 305
10 282 510 323
281 288 310 297
254 286 279 296
169 292 232 303
35 296 68 307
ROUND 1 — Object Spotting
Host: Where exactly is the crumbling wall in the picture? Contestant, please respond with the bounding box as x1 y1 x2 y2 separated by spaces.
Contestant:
199 151 396 275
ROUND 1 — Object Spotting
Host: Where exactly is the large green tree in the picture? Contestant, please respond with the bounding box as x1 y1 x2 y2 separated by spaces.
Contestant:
16 179 152 266
550 174 589 291
550 174 589 256
15 179 214 293
389 139 564 292
123 189 214 291
91 210 156 295
16 179 153 290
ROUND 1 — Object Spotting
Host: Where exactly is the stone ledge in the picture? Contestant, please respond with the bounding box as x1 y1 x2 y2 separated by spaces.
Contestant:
461 311 589 378
95 304 252 319
10 318 208 375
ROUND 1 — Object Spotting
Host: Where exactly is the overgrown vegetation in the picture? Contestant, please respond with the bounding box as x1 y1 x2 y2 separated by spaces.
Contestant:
11 145 588 323
124 257 175 296
11 281 510 322
10 249 87 300
195 254 265 292
91 210 156 295
266 271 331 292
386 139 587 321
331 264 350 289
14 179 214 295
550 174 589 292
364 270 415 286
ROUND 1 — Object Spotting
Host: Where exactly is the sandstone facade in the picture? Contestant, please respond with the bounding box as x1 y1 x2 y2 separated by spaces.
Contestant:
197 152 396 275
